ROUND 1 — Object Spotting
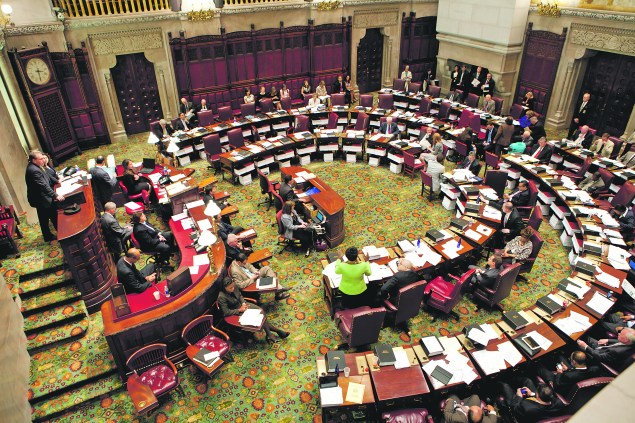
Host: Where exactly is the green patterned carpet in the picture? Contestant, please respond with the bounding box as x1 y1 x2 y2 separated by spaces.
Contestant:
4 131 571 422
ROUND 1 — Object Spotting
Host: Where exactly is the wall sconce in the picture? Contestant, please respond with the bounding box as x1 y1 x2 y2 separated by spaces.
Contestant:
537 2 561 18
0 2 13 28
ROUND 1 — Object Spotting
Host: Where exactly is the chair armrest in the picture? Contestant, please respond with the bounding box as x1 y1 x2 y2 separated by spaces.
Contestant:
244 297 258 304
595 193 614 199
430 290 451 301
212 326 231 342
449 274 460 281
383 299 398 312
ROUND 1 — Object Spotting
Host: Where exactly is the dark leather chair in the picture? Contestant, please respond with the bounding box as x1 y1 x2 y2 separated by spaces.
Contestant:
382 408 430 423
260 98 275 113
472 263 521 310
378 93 394 109
609 136 623 160
392 78 406 91
457 109 473 129
595 181 635 210
272 191 284 213
197 110 215 127
326 112 338 130
240 102 256 117
517 231 543 277
483 151 500 171
331 93 345 106
424 269 475 321
257 169 274 210
280 96 292 111
403 151 424 179
420 170 434 201
217 106 232 122
409 82 422 94
334 306 386 349
510 103 524 120
556 377 613 414
470 113 482 135
437 101 452 120
383 280 426 333
181 315 232 376
227 128 245 150
516 180 538 219
601 351 635 376
419 97 432 115
483 169 508 198
203 134 222 173
466 93 480 109
454 140 469 163
292 115 310 133
527 205 543 232
126 343 181 400
359 94 374 108
427 85 441 98
349 112 369 132
592 168 614 197
0 223 19 259
492 96 503 115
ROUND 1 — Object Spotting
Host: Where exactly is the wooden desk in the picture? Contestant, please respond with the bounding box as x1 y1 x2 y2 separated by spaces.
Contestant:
537 302 598 341
420 336 481 392
498 311 566 361
458 324 527 376
127 373 158 415
282 166 346 247
433 235 475 261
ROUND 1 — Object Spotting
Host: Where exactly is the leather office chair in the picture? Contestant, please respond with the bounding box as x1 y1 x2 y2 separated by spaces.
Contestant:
392 78 406 91
378 93 394 109
427 85 441 98
203 134 222 173
470 113 482 135
0 223 19 259
472 263 521 310
509 103 524 120
227 128 245 150
257 168 278 211
128 232 172 271
118 180 150 212
526 205 543 232
437 102 452 120
331 93 345 106
466 93 480 109
292 115 310 133
197 110 215 127
483 151 500 171
424 269 475 321
240 102 256 117
0 205 21 238
409 82 422 94
600 352 635 376
454 89 465 102
260 98 275 113
181 315 233 377
516 180 538 219
350 112 370 132
419 97 432 115
483 169 508 198
126 343 182 401
359 94 374 108
334 306 386 350
595 181 635 210
383 280 426 334
272 191 284 213
555 377 613 414
217 106 232 122
403 151 424 178
382 408 430 423
420 170 435 201
609 136 623 160
454 141 469 164
326 112 338 130
280 96 292 111
492 96 503 115
592 168 615 198
457 109 474 129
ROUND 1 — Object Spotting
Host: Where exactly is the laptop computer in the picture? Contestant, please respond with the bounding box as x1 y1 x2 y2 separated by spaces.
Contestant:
312 210 326 225
139 158 155 174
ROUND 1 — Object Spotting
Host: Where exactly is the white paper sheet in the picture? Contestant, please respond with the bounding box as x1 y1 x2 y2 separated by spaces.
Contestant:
497 341 523 366
464 229 483 241
526 330 553 351
440 336 462 353
586 292 615 315
185 199 205 209
320 386 344 406
197 219 213 231
421 336 444 356
192 253 210 266
239 308 264 327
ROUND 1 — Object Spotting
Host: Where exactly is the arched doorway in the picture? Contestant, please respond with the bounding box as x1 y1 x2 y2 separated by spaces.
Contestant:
356 28 384 94
110 53 163 135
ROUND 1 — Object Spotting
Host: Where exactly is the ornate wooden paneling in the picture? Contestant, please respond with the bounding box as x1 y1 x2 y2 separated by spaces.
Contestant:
357 28 384 94
400 13 439 82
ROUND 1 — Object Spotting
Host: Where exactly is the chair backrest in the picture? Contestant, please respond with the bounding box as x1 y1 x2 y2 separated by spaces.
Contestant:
378 93 394 109
260 98 274 113
327 112 338 129
520 231 544 274
403 151 416 168
227 128 245 149
198 110 215 126
181 315 214 346
273 191 284 213
355 112 370 132
609 136 623 160
427 85 441 98
360 94 373 108
258 168 269 195
419 97 431 115
597 168 614 190
611 181 635 207
392 78 406 91
485 151 500 169
392 280 427 325
126 343 168 373
454 89 464 102
469 113 482 134
275 209 285 236
203 134 222 157
348 307 387 348
280 96 292 110
457 109 474 128
331 93 345 106
295 115 310 132
527 205 543 232
483 169 508 197
510 103 524 120
409 82 422 94
526 180 539 207
563 377 613 414
492 96 503 115
240 102 256 117
491 263 521 306
149 120 161 135
217 106 232 121
438 102 451 119
420 170 432 188
455 141 468 157
466 93 480 108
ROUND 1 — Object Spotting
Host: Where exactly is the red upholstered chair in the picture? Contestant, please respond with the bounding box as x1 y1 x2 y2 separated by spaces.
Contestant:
392 78 406 91
472 263 521 310
334 306 386 349
454 89 465 102
383 280 426 333
466 93 480 108
509 103 524 120
424 269 475 321
359 94 374 108
420 170 434 201
227 128 245 150
326 112 338 130
409 82 422 94
437 101 452 120
527 204 543 232
378 93 394 109
349 112 369 132
517 231 543 277
126 343 181 400
260 98 275 113
600 352 635 376
203 134 222 173
516 180 538 219
118 180 149 211
419 97 432 115
272 191 285 213
483 151 500 171
382 408 430 423
595 181 635 210
331 93 345 106
592 168 615 198
280 96 292 111
217 106 232 122
457 109 474 128
483 169 508 198
403 151 424 178
181 315 233 376
198 110 215 127
492 96 503 115
292 115 310 133
555 377 613 414
257 168 278 210
427 85 441 98
240 102 256 117
0 223 19 259
609 136 623 160
303 93 312 106
469 113 482 134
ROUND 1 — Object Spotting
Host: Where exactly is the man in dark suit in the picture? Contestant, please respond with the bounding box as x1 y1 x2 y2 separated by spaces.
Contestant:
500 379 564 423
577 327 635 367
470 66 485 96
379 117 399 135
466 255 502 291
279 174 298 202
457 65 470 100
498 202 525 247
529 137 553 164
116 248 156 294
89 155 117 209
571 125 594 148
25 150 65 242
101 202 132 258
611 204 635 243
175 112 191 131
528 116 546 141
481 73 495 97
475 122 496 159
444 394 497 423
458 151 480 174
179 97 195 122
197 99 210 113
486 181 531 211
132 211 175 264
378 259 421 301
332 75 344 94
568 92 593 139
225 233 253 262
537 351 600 394
153 119 174 140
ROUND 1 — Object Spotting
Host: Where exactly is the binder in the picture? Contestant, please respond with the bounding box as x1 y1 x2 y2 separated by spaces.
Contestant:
326 350 346 373
256 277 275 290
420 336 444 357
450 218 471 231
583 242 602 256
557 278 585 299
192 348 219 368
426 229 446 243
463 324 488 347
465 202 481 213
463 186 480 195
536 295 563 315
502 311 529 330
545 178 563 187
575 261 596 276
374 343 396 366
430 365 453 385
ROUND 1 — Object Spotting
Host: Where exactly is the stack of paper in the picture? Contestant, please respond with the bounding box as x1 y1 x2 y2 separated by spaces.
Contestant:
497 341 523 366
320 386 344 406
398 239 416 253
472 349 507 375
322 261 343 288
464 229 482 242
554 311 592 335
564 280 590 299
596 270 622 289
366 263 393 282
193 254 210 266
345 382 365 404
171 211 188 222
475 225 493 236
362 245 389 260
421 336 444 356
422 351 478 388
392 347 411 369
440 336 462 353
607 245 631 270
467 325 498 347
185 199 205 209
483 206 502 220
239 308 264 327
586 292 614 315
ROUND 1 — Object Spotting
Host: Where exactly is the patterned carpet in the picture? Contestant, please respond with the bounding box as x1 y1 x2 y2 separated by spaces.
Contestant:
5 129 572 422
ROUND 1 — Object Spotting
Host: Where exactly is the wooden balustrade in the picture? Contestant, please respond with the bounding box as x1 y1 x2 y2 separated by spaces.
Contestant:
224 0 293 4
52 0 172 18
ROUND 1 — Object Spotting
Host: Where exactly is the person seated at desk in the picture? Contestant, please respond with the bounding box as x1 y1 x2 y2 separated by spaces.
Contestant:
458 151 480 174
179 97 196 122
536 351 600 395
600 310 635 336
332 75 344 95
457 126 475 154
500 227 534 265
509 138 528 154
269 86 282 110
518 130 534 149
485 180 530 210
101 202 132 259
243 88 255 105
120 159 152 196
301 80 311 97
499 379 564 423
116 248 157 294
175 112 191 131
279 173 299 202
421 133 445 163
307 92 321 108
465 255 502 292
379 116 399 136
579 172 605 194
521 91 535 111
316 80 328 102
418 126 434 151
280 83 291 101
444 394 497 423
475 122 496 159
225 233 253 262
576 327 635 367
230 253 290 301
422 154 446 200
132 211 176 265
610 204 635 243
281 201 315 257
482 94 496 114
589 132 614 158
335 247 372 310
345 75 355 104
529 116 546 141
90 155 117 208
518 110 534 129
218 278 289 344
529 137 552 164
618 148 635 168
216 215 252 248
377 259 421 302
571 125 594 148
197 98 210 113
154 118 174 140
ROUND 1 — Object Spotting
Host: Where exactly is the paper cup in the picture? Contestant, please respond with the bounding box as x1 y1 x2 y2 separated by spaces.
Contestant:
153 291 160 300
343 367 351 378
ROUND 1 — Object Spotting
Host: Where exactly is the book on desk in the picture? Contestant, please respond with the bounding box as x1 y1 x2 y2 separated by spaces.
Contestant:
326 350 346 373
193 348 220 368
502 311 529 331
536 295 563 315
374 343 396 366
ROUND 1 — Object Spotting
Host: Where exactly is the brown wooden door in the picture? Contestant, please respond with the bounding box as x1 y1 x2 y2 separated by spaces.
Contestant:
579 52 635 136
357 28 384 94
111 53 163 135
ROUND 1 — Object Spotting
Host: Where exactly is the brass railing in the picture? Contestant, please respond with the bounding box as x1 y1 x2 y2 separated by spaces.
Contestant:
52 0 172 18
224 0 294 5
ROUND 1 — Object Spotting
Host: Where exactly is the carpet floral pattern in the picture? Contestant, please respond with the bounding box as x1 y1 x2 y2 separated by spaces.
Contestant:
4 131 571 422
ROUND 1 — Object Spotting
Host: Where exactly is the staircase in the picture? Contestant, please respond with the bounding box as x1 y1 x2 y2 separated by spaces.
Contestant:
16 266 123 422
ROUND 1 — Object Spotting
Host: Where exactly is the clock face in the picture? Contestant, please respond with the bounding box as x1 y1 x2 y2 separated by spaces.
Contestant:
25 58 51 85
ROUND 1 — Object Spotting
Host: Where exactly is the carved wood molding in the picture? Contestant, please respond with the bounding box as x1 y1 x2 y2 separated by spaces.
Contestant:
88 28 163 56
4 22 65 37
353 9 399 28
569 23 635 56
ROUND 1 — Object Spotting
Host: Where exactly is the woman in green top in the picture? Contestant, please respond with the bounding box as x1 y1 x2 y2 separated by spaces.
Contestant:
335 247 372 309
509 139 528 154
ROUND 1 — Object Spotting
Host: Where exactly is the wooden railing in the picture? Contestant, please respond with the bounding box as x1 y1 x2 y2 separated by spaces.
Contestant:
224 0 294 5
52 0 172 18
